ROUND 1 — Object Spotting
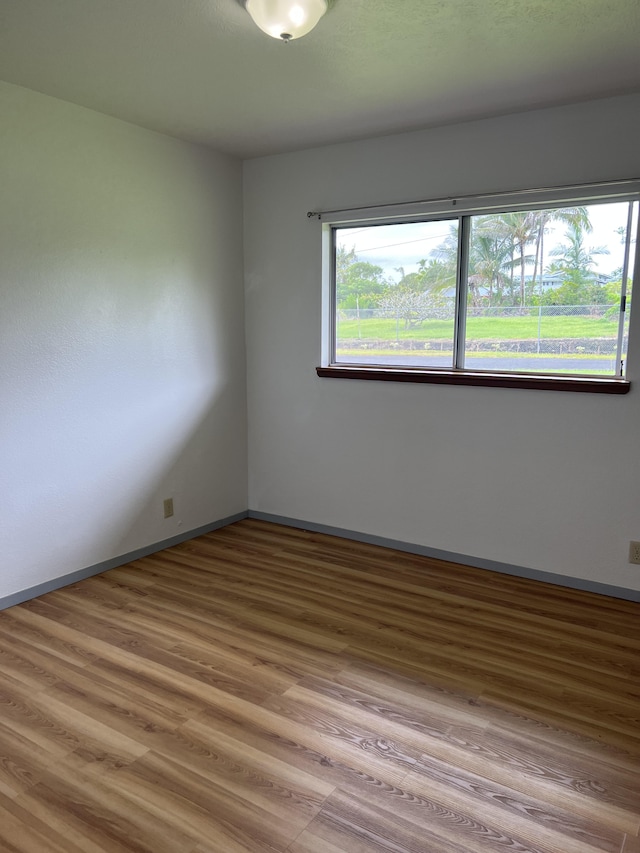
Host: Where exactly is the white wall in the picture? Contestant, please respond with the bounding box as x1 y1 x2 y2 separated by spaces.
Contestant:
1 82 247 600
244 95 640 593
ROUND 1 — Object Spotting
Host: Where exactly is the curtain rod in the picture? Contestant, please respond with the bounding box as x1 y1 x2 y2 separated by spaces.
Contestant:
306 177 640 220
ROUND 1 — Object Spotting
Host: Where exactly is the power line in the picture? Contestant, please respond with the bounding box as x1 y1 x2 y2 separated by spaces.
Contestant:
338 232 451 253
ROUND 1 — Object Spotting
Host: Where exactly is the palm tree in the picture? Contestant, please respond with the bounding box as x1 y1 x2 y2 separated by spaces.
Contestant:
494 212 542 308
469 217 514 306
430 223 459 288
472 207 593 307
528 207 591 297
548 221 609 289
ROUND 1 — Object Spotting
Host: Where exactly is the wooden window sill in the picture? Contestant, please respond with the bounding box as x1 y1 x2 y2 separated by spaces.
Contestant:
316 365 631 394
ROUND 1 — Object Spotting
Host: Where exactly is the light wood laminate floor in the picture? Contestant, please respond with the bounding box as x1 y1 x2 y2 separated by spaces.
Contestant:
0 519 638 852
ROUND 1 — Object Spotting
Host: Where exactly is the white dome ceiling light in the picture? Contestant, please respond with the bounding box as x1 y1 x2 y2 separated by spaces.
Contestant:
245 0 329 42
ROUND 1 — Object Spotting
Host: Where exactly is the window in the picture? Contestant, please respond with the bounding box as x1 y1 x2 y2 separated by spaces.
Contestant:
318 182 640 393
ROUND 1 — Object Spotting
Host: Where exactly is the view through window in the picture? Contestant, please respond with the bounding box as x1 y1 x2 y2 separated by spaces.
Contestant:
333 198 638 378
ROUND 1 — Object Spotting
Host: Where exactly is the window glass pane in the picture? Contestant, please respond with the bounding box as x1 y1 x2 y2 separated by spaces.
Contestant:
334 221 458 368
463 202 633 376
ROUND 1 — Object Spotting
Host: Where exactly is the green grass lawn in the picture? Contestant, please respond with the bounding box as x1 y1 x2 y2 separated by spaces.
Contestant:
337 314 618 341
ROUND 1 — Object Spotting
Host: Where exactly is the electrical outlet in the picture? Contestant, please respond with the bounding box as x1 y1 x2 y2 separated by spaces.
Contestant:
629 541 640 564
163 498 174 519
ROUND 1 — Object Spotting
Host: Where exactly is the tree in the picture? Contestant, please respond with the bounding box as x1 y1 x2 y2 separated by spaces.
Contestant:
414 258 455 295
431 215 535 307
431 224 460 290
336 247 386 311
549 222 608 284
335 245 387 338
494 211 539 307
443 207 594 308
379 288 451 330
468 218 513 305
336 244 357 285
527 207 591 298
544 222 609 304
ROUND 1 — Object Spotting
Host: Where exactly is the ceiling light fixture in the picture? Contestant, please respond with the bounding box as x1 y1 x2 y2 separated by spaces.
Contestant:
245 0 329 42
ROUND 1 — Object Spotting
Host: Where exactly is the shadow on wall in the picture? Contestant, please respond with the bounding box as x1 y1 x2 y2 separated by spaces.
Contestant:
2 373 235 598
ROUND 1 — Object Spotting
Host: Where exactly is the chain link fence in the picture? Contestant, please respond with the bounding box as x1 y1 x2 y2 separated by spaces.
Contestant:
336 304 625 361
338 304 620 321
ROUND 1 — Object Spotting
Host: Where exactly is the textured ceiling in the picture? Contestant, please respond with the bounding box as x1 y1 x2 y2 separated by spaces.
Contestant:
0 0 638 158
